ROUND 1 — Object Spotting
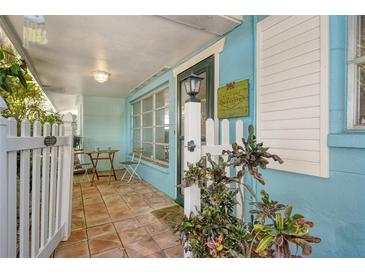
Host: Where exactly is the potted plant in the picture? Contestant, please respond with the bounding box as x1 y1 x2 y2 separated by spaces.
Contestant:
176 125 320 258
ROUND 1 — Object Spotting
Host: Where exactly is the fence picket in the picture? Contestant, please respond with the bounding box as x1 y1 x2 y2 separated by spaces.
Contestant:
40 123 51 248
7 118 17 257
206 119 215 146
60 113 74 240
0 105 73 258
235 120 244 220
31 121 42 257
0 115 8 257
48 124 58 238
205 119 215 186
19 120 31 258
55 125 64 229
221 119 230 176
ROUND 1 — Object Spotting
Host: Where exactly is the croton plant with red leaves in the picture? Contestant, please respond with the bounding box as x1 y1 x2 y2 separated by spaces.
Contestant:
176 125 321 258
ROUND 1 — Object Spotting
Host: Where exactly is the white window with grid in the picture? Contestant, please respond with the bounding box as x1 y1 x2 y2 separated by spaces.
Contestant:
348 15 365 129
131 85 169 166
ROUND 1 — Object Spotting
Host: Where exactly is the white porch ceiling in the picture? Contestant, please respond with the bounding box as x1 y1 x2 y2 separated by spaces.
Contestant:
4 15 241 111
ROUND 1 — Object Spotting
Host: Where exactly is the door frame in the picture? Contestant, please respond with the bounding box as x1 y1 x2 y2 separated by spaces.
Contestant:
176 56 214 205
172 38 226 204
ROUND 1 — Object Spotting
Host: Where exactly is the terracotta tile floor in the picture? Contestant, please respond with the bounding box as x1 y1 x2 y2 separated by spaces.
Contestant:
53 170 184 258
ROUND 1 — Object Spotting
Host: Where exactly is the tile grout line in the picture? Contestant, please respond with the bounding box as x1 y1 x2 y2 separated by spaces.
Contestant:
100 175 130 258
57 173 183 258
79 180 92 258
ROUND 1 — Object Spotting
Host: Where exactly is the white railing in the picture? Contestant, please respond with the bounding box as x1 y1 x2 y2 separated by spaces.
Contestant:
0 99 74 258
183 99 245 220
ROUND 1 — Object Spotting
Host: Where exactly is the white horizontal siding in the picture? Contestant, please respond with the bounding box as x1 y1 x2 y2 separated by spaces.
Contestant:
261 95 320 112
260 129 320 140
261 117 320 130
269 159 320 176
269 148 320 162
256 16 329 178
263 61 321 86
263 39 320 68
263 27 320 60
262 16 314 42
261 107 320 121
261 73 320 94
261 85 320 103
260 16 291 31
263 50 321 78
262 17 320 50
261 139 320 151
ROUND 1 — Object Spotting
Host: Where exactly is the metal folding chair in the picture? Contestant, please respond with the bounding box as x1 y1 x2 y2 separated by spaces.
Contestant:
120 148 143 184
73 153 92 184
80 162 92 183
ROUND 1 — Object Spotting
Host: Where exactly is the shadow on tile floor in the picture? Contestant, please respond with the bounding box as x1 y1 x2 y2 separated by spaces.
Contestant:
52 170 184 258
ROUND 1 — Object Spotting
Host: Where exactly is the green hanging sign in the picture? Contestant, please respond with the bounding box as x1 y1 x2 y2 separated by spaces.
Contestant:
217 79 249 119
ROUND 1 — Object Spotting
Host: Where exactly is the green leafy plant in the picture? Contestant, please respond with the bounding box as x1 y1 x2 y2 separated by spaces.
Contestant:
249 190 321 258
176 125 320 258
0 47 62 125
0 48 27 92
177 181 249 258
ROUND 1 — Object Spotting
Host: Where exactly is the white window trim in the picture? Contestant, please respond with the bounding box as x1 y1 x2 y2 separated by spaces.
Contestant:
131 84 169 166
348 16 365 129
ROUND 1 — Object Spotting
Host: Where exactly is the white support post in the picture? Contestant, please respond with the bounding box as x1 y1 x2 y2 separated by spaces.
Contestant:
0 97 8 257
183 100 201 217
61 113 74 240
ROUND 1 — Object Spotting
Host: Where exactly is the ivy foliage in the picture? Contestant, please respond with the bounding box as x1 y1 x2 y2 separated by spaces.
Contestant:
0 47 62 125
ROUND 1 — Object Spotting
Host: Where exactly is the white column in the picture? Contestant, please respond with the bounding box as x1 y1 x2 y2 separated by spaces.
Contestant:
183 100 201 217
0 97 8 257
61 113 74 240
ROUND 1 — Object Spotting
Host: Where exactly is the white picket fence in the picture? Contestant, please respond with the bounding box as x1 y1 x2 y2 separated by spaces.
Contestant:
0 101 74 258
183 99 245 220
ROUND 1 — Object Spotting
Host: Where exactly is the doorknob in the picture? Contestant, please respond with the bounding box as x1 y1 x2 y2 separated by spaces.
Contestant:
186 140 196 152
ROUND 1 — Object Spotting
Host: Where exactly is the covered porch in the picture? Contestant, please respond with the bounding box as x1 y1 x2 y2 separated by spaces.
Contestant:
0 14 365 259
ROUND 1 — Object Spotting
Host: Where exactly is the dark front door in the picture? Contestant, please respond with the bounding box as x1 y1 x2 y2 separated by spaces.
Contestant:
176 55 214 205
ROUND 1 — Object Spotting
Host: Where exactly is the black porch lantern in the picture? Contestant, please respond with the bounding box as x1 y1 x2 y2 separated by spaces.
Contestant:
182 73 204 103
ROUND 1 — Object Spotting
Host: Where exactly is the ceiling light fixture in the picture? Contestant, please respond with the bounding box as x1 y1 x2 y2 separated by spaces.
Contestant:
92 70 110 83
23 15 48 49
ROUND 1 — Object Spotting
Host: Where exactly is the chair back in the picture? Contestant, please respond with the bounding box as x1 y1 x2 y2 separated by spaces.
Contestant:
131 147 143 163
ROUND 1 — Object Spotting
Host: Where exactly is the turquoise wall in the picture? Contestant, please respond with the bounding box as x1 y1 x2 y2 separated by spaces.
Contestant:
82 95 125 170
124 16 365 257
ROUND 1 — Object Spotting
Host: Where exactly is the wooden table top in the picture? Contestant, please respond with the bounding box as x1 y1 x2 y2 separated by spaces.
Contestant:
85 149 119 154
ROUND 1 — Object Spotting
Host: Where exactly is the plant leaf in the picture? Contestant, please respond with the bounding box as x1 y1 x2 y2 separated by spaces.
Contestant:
255 235 274 254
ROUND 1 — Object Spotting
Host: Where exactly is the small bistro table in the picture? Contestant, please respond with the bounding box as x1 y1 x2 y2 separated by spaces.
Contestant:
85 149 119 184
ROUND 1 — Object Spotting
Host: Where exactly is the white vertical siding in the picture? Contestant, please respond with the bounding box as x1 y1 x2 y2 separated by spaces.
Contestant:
256 16 329 178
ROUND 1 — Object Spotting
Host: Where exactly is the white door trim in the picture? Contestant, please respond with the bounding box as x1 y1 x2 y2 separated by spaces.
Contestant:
173 37 225 197
172 38 226 77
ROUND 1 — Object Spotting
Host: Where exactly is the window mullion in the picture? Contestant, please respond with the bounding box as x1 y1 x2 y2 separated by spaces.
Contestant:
130 85 170 164
140 101 143 151
153 93 156 161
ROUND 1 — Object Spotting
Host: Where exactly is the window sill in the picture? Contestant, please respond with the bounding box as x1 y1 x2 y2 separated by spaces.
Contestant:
127 154 169 174
327 133 365 149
